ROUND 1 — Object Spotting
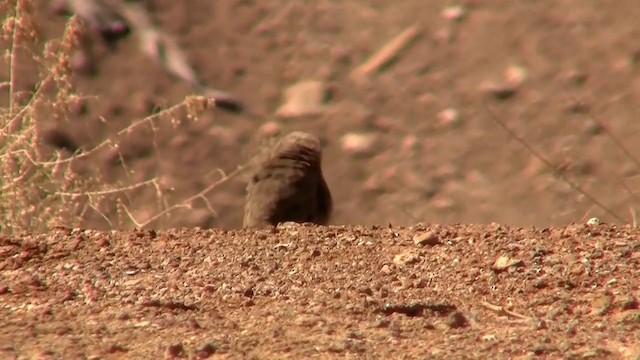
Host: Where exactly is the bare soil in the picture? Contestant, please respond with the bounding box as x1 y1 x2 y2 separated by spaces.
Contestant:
2 1 640 358
14 0 640 230
1 224 639 359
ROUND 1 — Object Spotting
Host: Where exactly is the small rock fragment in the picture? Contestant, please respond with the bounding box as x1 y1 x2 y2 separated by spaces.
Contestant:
586 217 601 226
393 251 420 267
166 343 186 358
591 293 613 316
441 6 466 22
619 295 639 310
437 108 461 128
195 342 216 359
380 264 393 274
341 133 377 156
505 65 527 87
276 80 327 118
480 65 527 100
446 311 468 328
258 121 281 138
480 81 517 99
492 255 523 271
413 231 441 246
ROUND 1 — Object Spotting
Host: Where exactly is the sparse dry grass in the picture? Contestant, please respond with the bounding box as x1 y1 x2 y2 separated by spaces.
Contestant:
0 0 90 233
0 1 245 234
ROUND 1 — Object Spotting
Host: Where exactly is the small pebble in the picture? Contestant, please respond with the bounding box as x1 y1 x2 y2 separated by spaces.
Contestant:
196 343 216 359
165 343 186 358
276 80 327 118
341 132 377 156
505 65 527 87
413 231 441 246
437 108 461 127
393 251 420 267
441 6 466 22
493 255 523 271
258 121 281 138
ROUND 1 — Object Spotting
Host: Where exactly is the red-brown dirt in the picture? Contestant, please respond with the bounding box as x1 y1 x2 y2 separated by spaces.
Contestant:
1 224 639 358
2 1 640 358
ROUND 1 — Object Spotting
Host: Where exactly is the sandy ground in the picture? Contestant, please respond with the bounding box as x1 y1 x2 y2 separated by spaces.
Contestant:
0 224 640 359
6 0 639 230
1 223 639 359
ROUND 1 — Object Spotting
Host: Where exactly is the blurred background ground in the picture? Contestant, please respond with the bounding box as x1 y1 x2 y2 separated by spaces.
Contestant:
5 0 640 229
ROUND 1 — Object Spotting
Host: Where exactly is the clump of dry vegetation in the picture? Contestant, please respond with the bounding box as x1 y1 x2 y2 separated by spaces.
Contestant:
0 0 233 234
0 0 92 233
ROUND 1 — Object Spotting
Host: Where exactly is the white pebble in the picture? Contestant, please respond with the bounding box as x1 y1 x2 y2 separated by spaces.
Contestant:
341 133 377 155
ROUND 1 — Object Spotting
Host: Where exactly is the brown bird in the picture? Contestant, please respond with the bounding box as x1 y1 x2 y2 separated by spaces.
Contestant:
243 131 332 228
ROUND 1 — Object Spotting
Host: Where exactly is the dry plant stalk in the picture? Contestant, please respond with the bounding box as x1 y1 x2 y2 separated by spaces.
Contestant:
351 24 421 81
487 101 640 226
0 2 222 233
0 3 92 234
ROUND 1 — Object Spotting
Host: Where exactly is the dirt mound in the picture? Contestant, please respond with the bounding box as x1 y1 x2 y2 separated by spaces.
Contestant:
1 223 639 358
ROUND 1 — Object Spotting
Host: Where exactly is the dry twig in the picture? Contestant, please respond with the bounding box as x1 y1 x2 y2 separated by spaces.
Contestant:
351 24 421 81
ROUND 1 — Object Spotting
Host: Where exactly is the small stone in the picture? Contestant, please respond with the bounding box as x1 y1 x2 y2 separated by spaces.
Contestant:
393 251 420 267
380 264 392 274
437 108 461 128
480 65 527 100
166 343 186 358
276 80 327 118
480 81 518 100
591 293 613 316
341 132 377 156
586 217 601 226
196 342 216 359
243 287 254 298
258 121 281 138
505 65 527 87
413 231 441 246
492 255 523 271
441 5 466 22
619 295 639 310
446 311 468 328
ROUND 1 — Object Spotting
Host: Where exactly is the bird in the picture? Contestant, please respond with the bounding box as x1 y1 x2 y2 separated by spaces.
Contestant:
243 131 332 228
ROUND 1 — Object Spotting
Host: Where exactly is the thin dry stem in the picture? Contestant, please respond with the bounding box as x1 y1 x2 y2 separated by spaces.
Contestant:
56 178 159 197
485 104 626 223
7 0 19 113
127 164 251 229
